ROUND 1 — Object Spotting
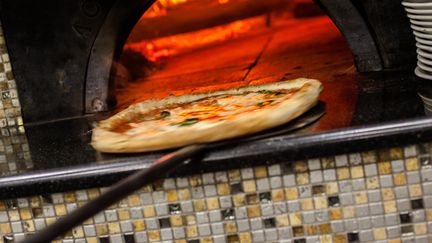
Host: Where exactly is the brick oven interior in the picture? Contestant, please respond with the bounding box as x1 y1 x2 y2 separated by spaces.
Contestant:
113 0 357 132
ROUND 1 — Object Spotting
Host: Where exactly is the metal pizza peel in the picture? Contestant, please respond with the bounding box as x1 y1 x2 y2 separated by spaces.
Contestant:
22 102 325 243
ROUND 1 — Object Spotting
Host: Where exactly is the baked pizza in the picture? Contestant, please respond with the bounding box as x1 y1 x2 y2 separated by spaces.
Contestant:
91 78 323 153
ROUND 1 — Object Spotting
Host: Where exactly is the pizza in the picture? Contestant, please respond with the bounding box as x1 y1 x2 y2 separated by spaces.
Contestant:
91 78 323 153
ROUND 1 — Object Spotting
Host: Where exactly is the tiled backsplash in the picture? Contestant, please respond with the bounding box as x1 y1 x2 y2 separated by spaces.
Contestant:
0 21 32 176
1 143 432 242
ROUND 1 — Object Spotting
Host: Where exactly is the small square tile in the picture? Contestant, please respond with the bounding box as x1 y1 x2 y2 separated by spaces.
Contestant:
274 202 287 214
359 230 373 242
176 177 189 188
219 196 232 208
204 185 217 197
209 210 222 222
384 200 397 214
292 226 305 237
283 175 296 187
354 191 368 204
387 226 401 239
247 206 261 218
398 199 411 212
404 146 417 157
296 173 309 185
352 179 366 191
358 217 372 230
340 193 354 205
268 164 281 176
181 201 193 213
252 230 264 242
191 190 206 203
254 166 268 178
412 209 425 223
399 212 412 224
392 160 405 173
350 153 362 165
303 211 315 224
202 173 214 185
356 205 369 217
366 176 380 189
385 213 399 226
329 208 342 220
331 220 344 233
373 228 387 240
339 180 353 193
272 189 285 202
256 178 270 191
250 218 263 230
395 186 409 199
335 155 348 167
198 224 211 236
215 172 228 183
315 210 329 222
411 199 424 210
401 225 414 235
371 215 385 227
289 213 302 225
394 173 407 186
230 183 242 195
196 212 209 224
211 222 224 234
380 175 393 187
407 172 421 185
364 164 378 177
310 170 323 183
342 206 356 219
270 177 282 189
328 196 340 207
308 159 321 170
287 200 300 212
378 162 392 175
261 204 273 216
278 227 292 239
237 219 250 232
235 207 247 219
421 168 432 182
173 227 185 239
337 168 350 180
368 190 381 202
323 169 336 181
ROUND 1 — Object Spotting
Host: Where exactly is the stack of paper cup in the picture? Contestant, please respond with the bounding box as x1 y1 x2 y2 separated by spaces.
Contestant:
402 0 432 115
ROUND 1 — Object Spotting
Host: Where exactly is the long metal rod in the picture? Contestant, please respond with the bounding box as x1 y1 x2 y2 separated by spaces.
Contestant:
21 144 207 243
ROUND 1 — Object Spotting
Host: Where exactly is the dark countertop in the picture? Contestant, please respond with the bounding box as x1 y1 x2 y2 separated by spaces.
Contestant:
0 71 430 199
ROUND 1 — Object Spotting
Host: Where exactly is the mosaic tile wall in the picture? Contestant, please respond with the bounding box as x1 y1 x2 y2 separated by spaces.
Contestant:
0 21 32 176
0 143 432 242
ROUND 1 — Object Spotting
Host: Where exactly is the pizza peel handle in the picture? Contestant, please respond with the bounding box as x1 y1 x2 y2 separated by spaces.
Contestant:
21 145 207 243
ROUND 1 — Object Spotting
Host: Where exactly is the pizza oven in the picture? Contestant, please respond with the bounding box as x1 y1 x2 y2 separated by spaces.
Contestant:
1 2 432 241
0 0 418 125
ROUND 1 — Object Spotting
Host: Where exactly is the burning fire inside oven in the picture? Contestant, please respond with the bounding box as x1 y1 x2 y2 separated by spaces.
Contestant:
114 0 358 131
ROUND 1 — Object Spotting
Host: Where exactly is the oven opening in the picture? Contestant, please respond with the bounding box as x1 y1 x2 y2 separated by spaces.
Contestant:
112 0 357 131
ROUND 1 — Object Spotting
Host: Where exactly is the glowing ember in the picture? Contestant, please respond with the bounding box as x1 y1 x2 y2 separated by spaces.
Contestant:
125 15 266 62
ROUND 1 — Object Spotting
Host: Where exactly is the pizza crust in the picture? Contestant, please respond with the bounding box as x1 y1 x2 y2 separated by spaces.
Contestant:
92 78 323 153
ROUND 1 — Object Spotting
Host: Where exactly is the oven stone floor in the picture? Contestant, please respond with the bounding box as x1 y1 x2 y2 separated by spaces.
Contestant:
116 16 357 132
